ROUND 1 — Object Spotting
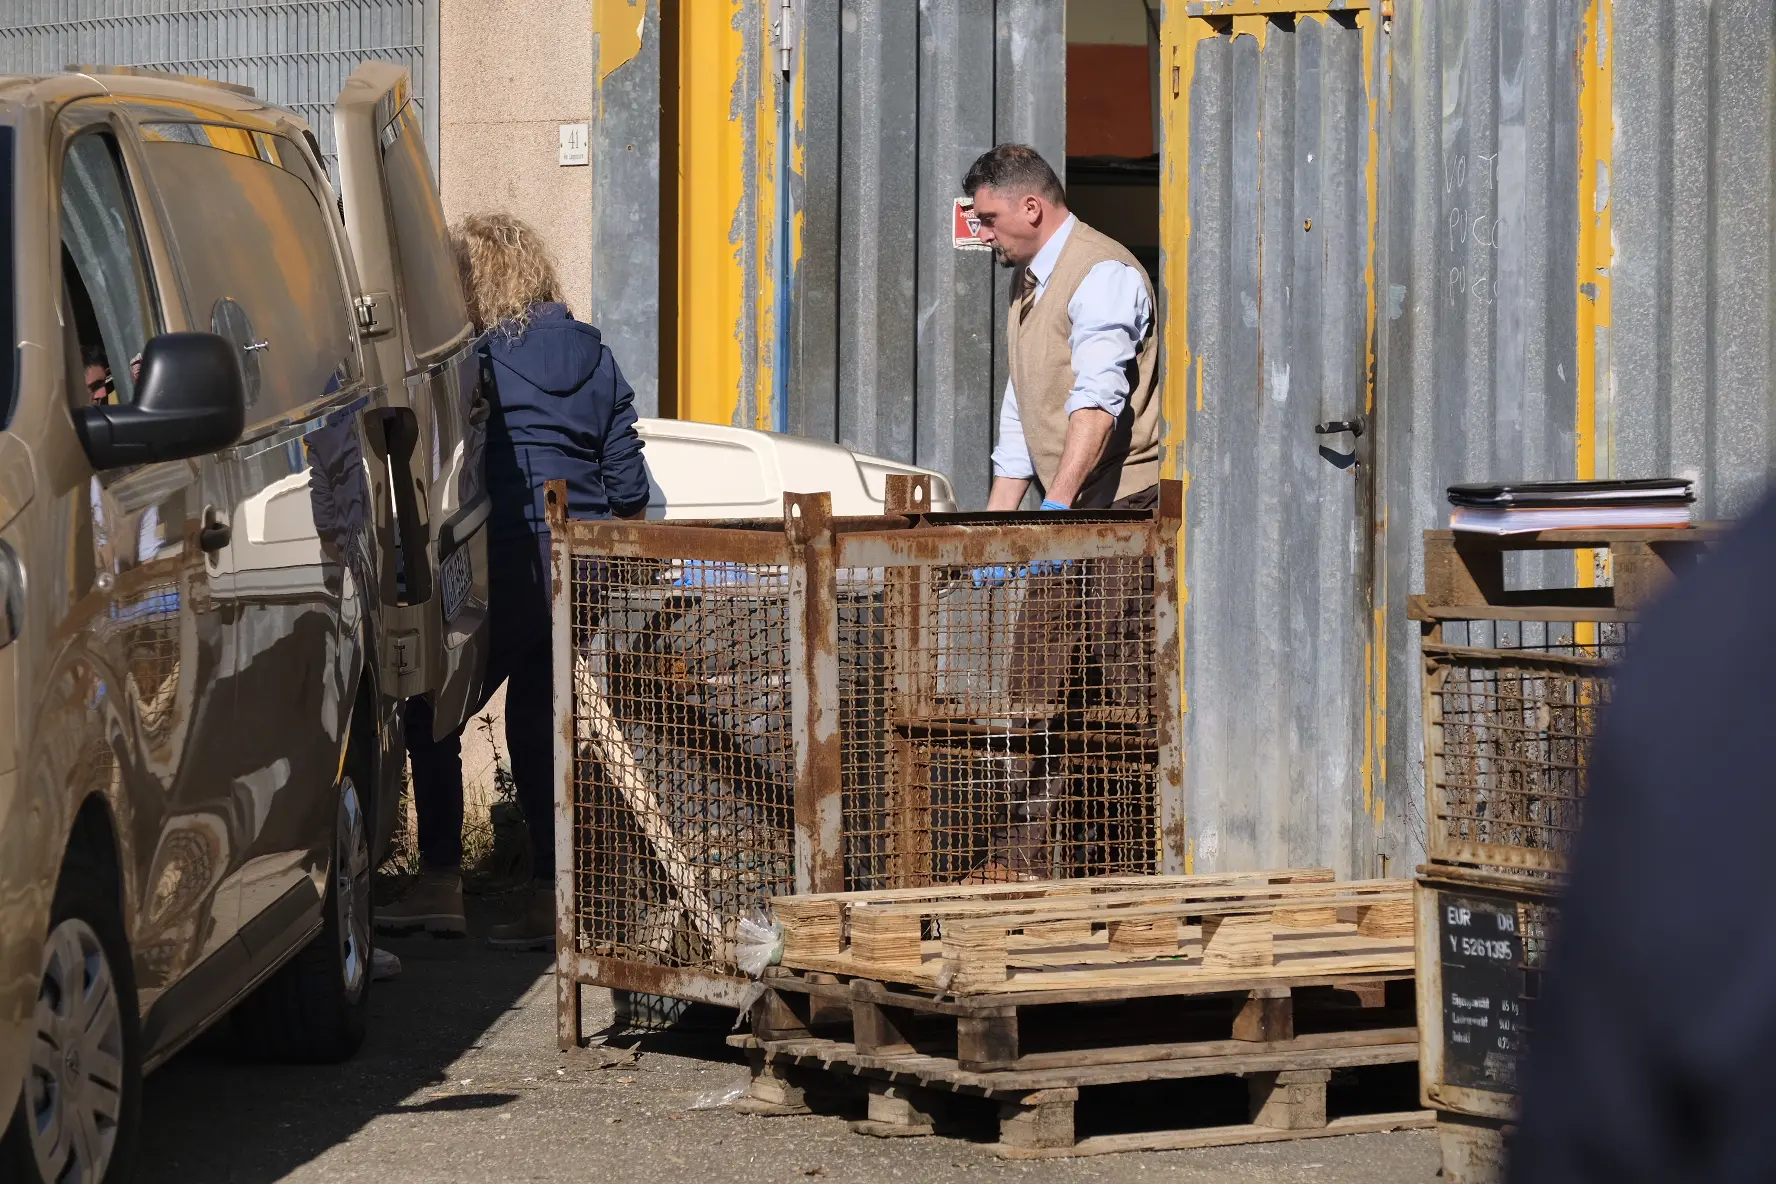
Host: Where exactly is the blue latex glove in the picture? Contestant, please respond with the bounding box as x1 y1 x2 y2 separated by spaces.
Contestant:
971 501 1070 587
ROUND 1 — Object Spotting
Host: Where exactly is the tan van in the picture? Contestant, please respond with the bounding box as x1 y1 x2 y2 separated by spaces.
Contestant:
0 63 491 1182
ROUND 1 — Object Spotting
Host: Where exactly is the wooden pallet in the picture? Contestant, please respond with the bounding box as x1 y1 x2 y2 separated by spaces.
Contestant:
734 872 1427 1155
770 872 1415 997
731 1030 1430 1157
1418 526 1721 618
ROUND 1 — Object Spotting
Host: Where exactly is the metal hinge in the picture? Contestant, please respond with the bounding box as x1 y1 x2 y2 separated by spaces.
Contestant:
387 628 423 697
354 292 394 339
772 0 798 73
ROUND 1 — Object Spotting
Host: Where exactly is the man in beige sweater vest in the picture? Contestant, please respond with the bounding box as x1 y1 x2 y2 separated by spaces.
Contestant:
962 144 1160 874
966 144 1160 512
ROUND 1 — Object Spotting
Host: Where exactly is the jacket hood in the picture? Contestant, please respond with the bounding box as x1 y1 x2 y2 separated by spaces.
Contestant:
487 304 604 396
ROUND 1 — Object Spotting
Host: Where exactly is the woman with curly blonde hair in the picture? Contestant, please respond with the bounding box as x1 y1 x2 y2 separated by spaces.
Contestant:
381 212 647 949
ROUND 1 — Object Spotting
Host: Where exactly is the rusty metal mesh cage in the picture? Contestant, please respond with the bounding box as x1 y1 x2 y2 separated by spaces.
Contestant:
559 493 1178 1001
569 553 797 976
838 557 1159 890
1426 645 1613 874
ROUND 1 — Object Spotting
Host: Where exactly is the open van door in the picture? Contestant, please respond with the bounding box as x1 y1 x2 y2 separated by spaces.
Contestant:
334 62 489 738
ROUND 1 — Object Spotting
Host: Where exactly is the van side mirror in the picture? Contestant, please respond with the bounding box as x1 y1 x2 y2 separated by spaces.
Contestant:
75 332 247 469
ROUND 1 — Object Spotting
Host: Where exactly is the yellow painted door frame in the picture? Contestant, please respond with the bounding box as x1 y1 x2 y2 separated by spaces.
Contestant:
669 0 790 429
1576 0 1613 630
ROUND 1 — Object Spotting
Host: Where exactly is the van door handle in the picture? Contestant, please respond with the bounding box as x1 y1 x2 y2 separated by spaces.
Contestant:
199 508 231 552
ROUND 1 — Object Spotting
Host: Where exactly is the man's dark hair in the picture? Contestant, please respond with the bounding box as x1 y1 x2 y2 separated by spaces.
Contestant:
963 144 1066 205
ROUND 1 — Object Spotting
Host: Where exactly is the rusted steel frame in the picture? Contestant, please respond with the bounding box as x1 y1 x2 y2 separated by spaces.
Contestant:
835 523 1154 569
1152 480 1185 873
562 953 760 1010
786 492 845 894
564 517 794 564
884 482 937 889
884 472 935 516
546 480 581 1051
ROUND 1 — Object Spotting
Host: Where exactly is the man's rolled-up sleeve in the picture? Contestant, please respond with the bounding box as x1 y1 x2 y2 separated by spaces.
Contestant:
991 378 1034 480
1065 261 1152 420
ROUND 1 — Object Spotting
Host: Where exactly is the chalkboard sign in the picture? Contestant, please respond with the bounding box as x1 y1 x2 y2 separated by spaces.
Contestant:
1437 891 1528 1092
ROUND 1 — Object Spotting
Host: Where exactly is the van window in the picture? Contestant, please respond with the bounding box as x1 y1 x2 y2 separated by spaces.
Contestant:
140 124 355 423
379 100 470 360
61 133 156 407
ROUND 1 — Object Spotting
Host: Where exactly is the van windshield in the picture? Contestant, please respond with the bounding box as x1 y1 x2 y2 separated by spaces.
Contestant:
0 124 13 427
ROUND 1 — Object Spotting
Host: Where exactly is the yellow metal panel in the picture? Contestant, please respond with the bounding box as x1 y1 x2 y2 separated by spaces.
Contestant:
1575 0 1613 636
673 0 781 430
595 0 645 86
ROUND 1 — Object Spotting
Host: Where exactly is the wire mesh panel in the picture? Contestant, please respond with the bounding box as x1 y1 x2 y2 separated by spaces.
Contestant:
1424 644 1613 874
568 550 797 978
838 555 1160 889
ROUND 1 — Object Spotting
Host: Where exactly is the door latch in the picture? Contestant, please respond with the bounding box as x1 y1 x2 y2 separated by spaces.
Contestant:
1314 415 1366 439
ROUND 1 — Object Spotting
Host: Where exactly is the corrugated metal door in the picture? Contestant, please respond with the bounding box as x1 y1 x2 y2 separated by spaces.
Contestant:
1163 7 1379 877
0 0 440 179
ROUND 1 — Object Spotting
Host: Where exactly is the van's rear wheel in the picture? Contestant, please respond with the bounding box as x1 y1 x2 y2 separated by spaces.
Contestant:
2 847 142 1184
232 762 373 1063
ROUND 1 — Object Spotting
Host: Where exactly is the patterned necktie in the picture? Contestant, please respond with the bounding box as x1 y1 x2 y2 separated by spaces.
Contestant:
1017 267 1038 323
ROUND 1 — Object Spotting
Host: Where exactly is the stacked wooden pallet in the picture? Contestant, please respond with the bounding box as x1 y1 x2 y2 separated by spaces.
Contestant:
732 870 1430 1157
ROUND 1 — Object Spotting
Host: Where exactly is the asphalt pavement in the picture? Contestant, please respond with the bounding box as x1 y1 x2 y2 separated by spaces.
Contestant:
135 913 1440 1184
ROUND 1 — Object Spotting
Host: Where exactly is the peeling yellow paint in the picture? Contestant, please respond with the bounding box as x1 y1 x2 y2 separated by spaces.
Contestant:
594 0 645 85
1160 5 1217 867
676 0 780 429
752 4 778 431
1575 0 1613 648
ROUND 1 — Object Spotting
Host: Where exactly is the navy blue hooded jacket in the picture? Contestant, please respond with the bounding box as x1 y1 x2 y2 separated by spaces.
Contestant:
480 303 648 548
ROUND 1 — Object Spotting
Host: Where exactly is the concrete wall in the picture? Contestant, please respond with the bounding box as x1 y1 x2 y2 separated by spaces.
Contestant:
439 0 594 320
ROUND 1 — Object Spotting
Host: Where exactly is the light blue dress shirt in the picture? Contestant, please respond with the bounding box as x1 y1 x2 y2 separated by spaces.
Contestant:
990 215 1154 482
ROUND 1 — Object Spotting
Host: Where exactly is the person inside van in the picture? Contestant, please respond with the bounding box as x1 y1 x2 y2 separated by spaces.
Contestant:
378 213 648 949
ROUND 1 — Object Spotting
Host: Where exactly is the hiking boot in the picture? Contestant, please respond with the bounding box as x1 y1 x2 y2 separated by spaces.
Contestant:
487 883 554 951
376 867 466 937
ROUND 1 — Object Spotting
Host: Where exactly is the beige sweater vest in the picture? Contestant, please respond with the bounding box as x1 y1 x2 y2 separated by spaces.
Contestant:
1006 220 1161 507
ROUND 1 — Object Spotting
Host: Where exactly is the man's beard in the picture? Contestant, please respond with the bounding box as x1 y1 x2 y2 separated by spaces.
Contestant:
993 245 1015 269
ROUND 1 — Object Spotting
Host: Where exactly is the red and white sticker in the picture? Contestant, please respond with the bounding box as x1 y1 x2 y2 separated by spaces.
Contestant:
953 197 991 250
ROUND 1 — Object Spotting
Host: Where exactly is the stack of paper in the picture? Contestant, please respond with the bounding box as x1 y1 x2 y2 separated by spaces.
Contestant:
1447 479 1694 534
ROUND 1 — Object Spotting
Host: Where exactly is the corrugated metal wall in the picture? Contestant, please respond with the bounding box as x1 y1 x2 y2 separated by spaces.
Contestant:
591 0 665 417
791 0 1066 509
1609 0 1776 516
0 0 440 179
1166 0 1776 877
1373 0 1590 873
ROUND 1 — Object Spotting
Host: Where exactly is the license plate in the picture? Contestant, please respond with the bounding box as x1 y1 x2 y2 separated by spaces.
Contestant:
440 543 472 623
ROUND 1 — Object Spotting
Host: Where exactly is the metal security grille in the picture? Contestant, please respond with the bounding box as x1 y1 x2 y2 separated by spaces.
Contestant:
1424 644 1613 875
551 479 1183 1021
0 0 438 179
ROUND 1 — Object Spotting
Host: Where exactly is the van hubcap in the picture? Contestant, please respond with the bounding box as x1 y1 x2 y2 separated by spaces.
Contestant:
28 919 124 1184
338 776 371 998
